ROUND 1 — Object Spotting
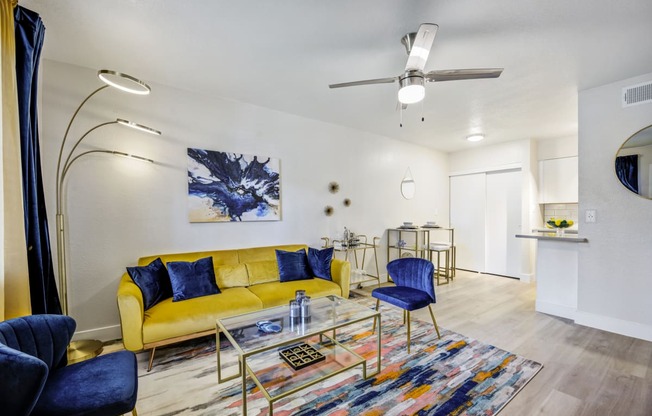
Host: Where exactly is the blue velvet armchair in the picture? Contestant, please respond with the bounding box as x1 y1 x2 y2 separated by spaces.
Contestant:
0 314 138 416
373 257 441 353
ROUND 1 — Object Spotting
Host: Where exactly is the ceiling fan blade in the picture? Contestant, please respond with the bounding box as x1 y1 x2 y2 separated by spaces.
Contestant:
425 68 503 82
404 23 439 71
329 77 397 89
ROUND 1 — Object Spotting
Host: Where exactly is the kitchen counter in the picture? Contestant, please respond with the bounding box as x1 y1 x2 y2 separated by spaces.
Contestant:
531 228 578 234
516 232 588 320
516 233 588 243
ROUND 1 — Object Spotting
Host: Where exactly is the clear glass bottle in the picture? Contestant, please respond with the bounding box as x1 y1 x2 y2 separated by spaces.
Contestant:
300 296 311 321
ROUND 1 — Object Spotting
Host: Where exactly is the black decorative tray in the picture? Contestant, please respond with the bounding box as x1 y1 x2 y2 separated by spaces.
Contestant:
279 342 325 370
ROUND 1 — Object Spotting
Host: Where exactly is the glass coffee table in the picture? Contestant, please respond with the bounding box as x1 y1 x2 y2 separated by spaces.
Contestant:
216 295 381 415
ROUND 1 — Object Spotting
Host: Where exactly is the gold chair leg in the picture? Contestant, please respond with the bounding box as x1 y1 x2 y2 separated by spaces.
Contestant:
428 305 441 339
406 310 411 354
147 347 156 372
132 408 138 416
436 251 441 286
403 309 406 325
372 299 380 334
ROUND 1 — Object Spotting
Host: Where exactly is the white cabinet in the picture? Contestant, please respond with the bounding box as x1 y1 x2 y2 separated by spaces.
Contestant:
535 239 579 320
538 156 578 203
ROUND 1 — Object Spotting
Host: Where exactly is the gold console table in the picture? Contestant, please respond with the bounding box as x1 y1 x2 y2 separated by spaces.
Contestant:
322 235 381 288
386 227 456 285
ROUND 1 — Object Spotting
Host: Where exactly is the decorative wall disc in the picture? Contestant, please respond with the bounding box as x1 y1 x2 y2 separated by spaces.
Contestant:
324 206 334 216
328 182 340 194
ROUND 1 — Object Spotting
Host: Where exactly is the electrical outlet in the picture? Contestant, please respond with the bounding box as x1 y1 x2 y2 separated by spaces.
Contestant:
585 209 597 223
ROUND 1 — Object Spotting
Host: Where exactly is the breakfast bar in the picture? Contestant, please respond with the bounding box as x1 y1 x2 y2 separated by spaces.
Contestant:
516 231 588 320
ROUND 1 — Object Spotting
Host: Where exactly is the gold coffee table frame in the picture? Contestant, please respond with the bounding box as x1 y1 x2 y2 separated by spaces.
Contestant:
217 295 381 415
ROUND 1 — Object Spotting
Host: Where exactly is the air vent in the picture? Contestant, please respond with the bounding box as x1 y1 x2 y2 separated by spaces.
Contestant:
622 81 652 107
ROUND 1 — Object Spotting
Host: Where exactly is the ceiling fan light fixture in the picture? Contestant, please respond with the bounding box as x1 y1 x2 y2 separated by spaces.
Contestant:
398 75 425 104
466 134 485 142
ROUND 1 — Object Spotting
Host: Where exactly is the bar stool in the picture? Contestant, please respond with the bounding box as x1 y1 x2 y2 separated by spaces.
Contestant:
429 242 452 285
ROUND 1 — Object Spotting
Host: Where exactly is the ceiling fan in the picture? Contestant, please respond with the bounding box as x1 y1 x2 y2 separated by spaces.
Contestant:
329 23 503 106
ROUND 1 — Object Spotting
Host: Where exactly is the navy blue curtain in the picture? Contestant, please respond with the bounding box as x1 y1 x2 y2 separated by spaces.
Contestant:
15 6 62 315
615 154 639 194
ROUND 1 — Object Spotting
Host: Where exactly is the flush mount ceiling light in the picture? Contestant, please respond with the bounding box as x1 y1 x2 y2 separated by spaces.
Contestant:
466 134 485 142
98 69 151 95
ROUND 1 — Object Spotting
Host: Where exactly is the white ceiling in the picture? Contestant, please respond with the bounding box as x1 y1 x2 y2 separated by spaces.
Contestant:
20 0 652 153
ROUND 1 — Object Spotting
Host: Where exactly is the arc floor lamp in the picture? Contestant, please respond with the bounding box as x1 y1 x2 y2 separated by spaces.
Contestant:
56 69 160 362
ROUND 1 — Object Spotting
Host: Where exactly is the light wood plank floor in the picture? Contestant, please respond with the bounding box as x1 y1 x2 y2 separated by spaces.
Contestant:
359 270 652 416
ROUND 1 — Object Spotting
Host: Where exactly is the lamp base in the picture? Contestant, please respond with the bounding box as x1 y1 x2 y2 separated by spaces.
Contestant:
67 339 104 364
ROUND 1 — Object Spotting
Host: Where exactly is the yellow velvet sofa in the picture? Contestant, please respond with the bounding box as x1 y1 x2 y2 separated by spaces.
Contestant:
117 244 350 370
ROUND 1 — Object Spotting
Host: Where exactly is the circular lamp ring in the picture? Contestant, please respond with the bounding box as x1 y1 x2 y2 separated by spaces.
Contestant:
98 70 151 95
116 118 161 135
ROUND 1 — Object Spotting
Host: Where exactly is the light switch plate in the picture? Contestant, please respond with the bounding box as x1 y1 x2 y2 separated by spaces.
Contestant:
585 209 596 223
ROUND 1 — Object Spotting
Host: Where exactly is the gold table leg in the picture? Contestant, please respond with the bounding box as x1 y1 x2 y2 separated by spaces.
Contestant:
242 355 247 415
406 310 411 354
372 299 380 333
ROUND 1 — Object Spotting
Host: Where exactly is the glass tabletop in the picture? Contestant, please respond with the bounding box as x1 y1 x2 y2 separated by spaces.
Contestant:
217 295 377 354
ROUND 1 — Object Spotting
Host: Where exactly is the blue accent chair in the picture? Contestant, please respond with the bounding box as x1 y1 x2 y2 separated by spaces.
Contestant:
372 258 441 353
0 314 138 416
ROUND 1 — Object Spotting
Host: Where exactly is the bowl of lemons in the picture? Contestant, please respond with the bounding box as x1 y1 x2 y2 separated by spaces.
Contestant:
546 218 574 236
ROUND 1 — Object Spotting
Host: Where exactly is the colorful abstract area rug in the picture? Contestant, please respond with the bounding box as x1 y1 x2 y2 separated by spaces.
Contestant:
136 298 542 415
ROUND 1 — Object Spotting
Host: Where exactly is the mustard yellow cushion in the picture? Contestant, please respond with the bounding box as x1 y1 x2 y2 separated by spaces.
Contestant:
142 287 262 345
247 279 342 308
215 264 248 288
138 250 247 289
245 261 279 285
237 245 307 263
139 250 239 267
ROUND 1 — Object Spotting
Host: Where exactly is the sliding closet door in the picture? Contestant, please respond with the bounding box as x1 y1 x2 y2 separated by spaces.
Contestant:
485 169 522 277
450 173 486 272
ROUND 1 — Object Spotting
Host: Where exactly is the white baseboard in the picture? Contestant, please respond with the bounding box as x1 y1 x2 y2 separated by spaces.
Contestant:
535 300 576 320
72 324 122 343
575 311 652 343
519 273 534 283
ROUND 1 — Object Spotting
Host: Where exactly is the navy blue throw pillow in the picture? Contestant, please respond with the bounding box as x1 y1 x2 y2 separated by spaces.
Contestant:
167 257 220 302
126 258 172 310
276 249 313 282
308 247 334 281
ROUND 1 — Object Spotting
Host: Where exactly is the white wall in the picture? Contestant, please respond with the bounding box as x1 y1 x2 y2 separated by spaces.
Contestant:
40 61 449 340
449 139 532 175
537 136 578 160
577 71 652 341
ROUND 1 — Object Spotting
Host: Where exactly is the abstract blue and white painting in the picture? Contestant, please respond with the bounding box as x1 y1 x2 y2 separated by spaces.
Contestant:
187 148 281 222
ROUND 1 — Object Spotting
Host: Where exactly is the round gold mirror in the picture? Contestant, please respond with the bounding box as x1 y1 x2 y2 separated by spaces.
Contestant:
615 124 652 199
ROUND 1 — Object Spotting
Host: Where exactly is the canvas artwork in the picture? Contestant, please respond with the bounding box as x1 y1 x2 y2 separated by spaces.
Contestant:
187 148 281 222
